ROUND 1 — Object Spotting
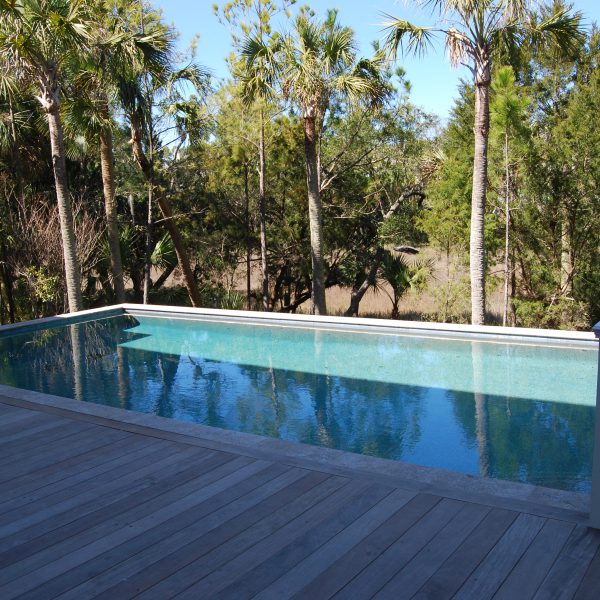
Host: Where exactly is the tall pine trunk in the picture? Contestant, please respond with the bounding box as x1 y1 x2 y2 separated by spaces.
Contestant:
244 162 251 310
502 132 510 327
303 114 327 315
470 68 490 326
560 204 573 295
44 86 83 313
99 126 126 303
258 109 269 311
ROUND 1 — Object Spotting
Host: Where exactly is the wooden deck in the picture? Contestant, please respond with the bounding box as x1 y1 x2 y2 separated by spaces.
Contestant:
1 399 599 599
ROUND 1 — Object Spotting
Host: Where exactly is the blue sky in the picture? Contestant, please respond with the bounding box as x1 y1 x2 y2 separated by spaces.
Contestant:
154 0 600 119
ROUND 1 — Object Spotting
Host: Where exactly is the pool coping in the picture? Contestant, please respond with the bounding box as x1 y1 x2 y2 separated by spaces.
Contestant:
0 303 597 347
0 304 597 526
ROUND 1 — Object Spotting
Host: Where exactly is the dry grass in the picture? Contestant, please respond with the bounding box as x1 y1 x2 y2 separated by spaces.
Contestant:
228 247 505 323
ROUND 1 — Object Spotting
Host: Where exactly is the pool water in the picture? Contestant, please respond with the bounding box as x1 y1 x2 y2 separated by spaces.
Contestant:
0 314 597 492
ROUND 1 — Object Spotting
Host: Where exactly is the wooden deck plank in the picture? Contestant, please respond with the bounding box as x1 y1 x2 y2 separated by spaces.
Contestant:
56 466 318 600
0 420 97 462
2 453 259 589
12 458 274 600
0 436 168 517
0 416 81 445
251 488 417 600
293 493 441 600
0 444 213 554
412 507 518 600
0 409 60 435
493 519 575 600
330 498 465 600
211 484 402 600
0 448 232 571
453 513 546 600
0 435 157 512
372 501 491 599
102 473 347 600
0 429 134 500
574 544 600 600
136 477 363 600
0 402 597 600
533 525 600 600
0 439 188 540
0 454 255 599
172 481 394 600
0 425 118 482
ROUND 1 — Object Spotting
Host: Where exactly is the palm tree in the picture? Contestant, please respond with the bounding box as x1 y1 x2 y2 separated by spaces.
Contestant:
0 0 90 312
281 9 388 315
68 3 176 305
383 0 584 325
223 0 295 312
378 251 432 319
239 33 281 312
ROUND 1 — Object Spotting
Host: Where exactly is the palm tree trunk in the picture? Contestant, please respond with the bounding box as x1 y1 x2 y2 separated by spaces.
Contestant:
46 99 83 313
130 119 201 307
303 114 327 316
470 76 490 326
143 183 153 304
259 109 269 311
99 127 126 303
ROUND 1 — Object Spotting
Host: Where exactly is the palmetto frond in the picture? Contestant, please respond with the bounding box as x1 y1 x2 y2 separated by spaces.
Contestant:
239 33 281 105
528 5 585 59
0 0 91 78
445 28 472 67
382 15 434 61
282 10 387 120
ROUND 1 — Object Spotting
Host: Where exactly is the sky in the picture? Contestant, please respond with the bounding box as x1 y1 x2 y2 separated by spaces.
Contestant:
154 0 600 120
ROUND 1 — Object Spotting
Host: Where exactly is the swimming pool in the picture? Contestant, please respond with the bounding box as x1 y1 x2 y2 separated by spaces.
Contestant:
0 308 597 492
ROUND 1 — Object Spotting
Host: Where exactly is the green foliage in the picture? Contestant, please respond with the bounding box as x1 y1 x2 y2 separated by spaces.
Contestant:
0 0 598 331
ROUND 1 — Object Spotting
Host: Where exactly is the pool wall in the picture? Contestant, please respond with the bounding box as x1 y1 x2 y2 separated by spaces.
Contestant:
1 304 599 526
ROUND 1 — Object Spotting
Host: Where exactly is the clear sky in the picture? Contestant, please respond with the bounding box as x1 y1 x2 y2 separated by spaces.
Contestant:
154 0 600 120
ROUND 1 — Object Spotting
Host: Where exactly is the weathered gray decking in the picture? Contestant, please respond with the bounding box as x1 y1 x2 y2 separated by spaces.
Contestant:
1 398 599 600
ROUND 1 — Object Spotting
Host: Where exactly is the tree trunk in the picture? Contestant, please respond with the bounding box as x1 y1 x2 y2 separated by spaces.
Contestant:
343 190 421 317
99 127 126 303
244 162 251 310
130 119 202 307
0 241 15 323
502 133 510 327
143 183 153 304
560 205 573 296
470 73 490 326
259 109 269 311
45 97 83 313
344 247 384 317
303 114 327 315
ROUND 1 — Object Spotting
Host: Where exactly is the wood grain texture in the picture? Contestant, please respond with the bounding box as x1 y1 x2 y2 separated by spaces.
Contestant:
0 400 597 600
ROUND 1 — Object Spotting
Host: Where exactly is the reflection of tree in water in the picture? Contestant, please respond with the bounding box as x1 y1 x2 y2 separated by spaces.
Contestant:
234 364 425 460
450 388 594 491
152 355 180 419
447 341 594 491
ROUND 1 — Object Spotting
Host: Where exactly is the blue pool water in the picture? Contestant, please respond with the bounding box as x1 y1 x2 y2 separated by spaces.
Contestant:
0 314 597 492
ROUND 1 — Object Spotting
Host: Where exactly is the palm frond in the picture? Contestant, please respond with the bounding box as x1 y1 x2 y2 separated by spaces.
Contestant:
528 6 586 60
381 14 435 61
